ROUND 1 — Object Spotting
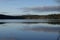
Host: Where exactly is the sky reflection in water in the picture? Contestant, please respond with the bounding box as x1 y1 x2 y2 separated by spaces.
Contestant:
0 22 60 40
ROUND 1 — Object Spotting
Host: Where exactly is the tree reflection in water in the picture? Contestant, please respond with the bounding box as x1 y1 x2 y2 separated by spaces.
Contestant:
0 22 6 24
0 21 60 40
48 19 60 25
47 22 60 25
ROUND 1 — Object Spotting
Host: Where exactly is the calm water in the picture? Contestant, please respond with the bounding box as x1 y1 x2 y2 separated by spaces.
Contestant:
0 19 60 40
0 19 60 22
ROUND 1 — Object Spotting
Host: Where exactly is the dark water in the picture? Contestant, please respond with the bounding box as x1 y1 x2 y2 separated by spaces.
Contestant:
0 19 60 40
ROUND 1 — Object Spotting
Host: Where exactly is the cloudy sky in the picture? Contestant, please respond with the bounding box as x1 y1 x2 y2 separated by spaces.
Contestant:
0 0 60 15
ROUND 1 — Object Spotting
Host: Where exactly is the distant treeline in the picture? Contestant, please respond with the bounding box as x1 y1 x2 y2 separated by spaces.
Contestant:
0 14 60 19
48 14 60 19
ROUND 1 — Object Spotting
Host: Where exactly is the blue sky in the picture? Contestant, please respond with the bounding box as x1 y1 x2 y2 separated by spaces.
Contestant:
0 0 60 15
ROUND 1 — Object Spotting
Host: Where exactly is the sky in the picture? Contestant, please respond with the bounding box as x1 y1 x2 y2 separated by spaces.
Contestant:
0 0 60 15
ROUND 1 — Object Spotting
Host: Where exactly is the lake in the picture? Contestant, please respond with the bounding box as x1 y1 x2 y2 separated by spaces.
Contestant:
0 19 60 40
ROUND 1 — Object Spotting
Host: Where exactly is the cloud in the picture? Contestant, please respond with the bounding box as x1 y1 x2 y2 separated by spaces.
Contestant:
21 6 60 12
0 12 10 14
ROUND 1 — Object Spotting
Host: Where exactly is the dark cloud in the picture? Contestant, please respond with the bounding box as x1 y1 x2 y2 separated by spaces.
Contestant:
21 6 60 12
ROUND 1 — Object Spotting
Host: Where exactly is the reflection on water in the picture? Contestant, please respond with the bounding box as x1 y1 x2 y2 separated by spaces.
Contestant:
0 19 60 40
47 19 60 25
0 22 60 32
0 19 60 25
57 31 60 40
0 22 6 24
0 22 60 25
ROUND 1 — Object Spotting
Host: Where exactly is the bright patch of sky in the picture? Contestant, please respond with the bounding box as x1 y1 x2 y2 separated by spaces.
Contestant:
0 0 59 15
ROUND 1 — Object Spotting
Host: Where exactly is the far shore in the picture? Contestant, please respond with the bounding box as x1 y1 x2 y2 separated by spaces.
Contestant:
0 14 60 19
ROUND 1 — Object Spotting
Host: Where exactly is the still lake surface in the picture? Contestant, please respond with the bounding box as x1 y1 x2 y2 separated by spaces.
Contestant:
0 19 60 40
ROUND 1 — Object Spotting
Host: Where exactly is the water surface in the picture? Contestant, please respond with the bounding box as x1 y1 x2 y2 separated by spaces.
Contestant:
0 19 60 40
